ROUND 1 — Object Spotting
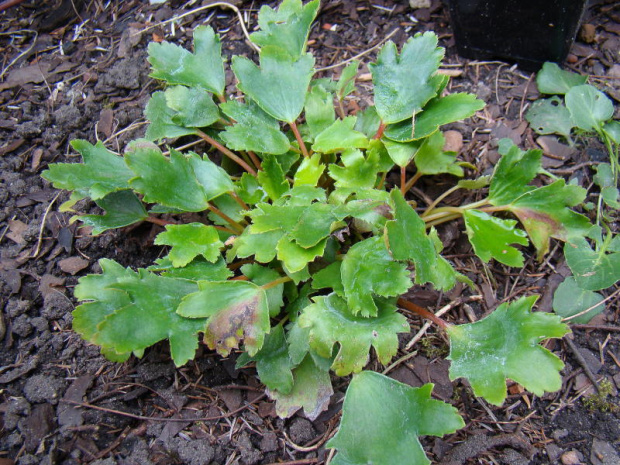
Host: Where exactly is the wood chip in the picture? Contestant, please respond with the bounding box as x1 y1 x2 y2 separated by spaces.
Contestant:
6 219 28 244
39 274 65 298
443 130 463 153
58 257 90 275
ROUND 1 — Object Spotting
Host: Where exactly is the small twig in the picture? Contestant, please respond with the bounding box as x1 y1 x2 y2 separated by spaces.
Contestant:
562 288 620 322
397 298 448 330
316 28 399 72
0 28 37 80
136 1 260 54
31 191 61 258
264 459 318 465
405 295 482 351
571 324 620 332
564 336 599 393
61 392 266 423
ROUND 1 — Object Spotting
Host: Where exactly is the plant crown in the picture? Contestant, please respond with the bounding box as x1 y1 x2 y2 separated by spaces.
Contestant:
42 2 619 463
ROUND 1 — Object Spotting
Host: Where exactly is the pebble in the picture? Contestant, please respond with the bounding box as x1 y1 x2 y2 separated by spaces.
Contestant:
590 438 620 465
561 450 584 465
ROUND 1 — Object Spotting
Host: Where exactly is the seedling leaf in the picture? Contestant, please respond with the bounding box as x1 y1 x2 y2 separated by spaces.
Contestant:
535 62 587 95
448 296 569 405
553 277 605 324
564 236 620 291
165 85 220 128
565 85 614 132
144 91 196 141
488 141 541 205
327 371 464 465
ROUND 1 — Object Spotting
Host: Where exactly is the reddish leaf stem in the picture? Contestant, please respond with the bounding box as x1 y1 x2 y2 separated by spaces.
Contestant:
207 203 244 233
262 276 293 290
397 298 448 330
403 171 422 192
400 166 407 196
196 129 257 176
247 151 262 170
290 121 309 158
373 121 386 140
145 216 176 227
229 191 250 211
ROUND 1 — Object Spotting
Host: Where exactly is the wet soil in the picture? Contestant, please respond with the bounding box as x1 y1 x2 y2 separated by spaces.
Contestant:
0 1 619 464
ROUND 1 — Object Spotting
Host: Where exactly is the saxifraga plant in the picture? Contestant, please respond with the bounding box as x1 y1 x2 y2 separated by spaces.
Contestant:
43 2 617 463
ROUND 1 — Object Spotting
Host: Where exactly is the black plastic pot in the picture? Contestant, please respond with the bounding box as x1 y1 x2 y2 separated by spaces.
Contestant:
444 0 588 70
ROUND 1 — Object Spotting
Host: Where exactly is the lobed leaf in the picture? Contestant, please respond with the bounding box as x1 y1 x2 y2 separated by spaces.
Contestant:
298 294 409 375
463 210 529 267
233 47 314 123
384 92 484 142
126 142 233 211
241 263 285 317
448 296 569 405
250 0 320 59
148 25 225 96
269 354 333 420
79 190 148 235
414 130 463 176
42 140 133 201
144 91 197 141
257 155 290 200
311 117 369 153
507 180 590 259
294 153 325 187
164 85 220 128
154 223 224 267
73 259 206 366
385 189 457 289
304 83 336 138
370 32 444 124
327 371 464 465
177 280 270 356
341 236 412 317
235 229 284 263
488 140 541 205
276 236 327 273
151 256 232 281
219 100 290 155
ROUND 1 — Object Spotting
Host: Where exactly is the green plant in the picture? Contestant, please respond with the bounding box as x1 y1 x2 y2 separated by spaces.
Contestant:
526 62 620 325
42 2 605 463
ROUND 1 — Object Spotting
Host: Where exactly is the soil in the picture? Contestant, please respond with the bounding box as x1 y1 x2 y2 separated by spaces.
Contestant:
1 1 619 464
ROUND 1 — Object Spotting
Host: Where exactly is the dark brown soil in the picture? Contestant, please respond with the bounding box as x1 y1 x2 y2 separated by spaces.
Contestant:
1 1 619 464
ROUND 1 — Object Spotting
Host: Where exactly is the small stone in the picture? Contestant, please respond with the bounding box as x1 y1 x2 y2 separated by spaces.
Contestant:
608 64 620 79
561 450 583 465
590 438 620 465
443 130 463 153
566 54 578 64
409 0 431 8
579 24 596 44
